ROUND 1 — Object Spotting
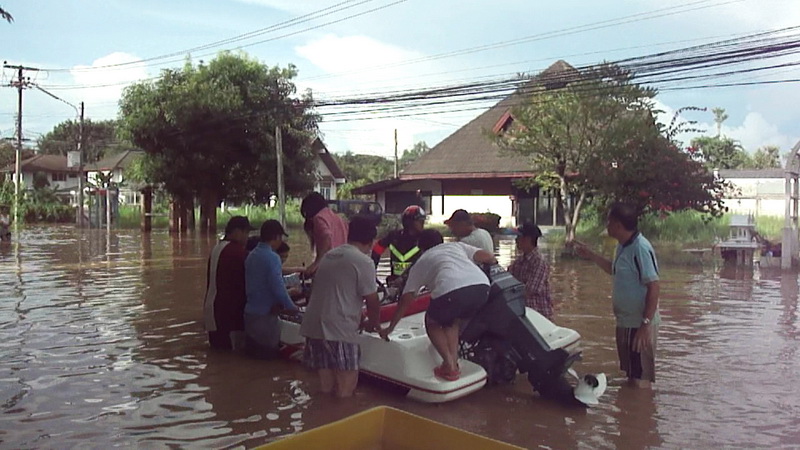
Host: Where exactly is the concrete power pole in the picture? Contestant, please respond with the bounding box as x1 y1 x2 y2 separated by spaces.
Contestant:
394 129 398 178
77 102 85 228
275 126 286 228
4 62 38 229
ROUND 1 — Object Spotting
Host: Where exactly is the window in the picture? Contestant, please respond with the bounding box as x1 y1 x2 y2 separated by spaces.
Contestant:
318 182 332 200
52 172 67 182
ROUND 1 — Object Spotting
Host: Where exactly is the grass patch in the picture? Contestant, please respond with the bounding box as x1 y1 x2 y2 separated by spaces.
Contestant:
755 215 783 241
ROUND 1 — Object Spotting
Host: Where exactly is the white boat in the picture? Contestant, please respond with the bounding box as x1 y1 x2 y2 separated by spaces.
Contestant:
279 265 604 406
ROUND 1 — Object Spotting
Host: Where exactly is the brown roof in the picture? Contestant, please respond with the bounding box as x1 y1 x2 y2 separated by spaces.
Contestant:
84 150 144 172
0 154 78 173
312 137 346 180
400 60 579 178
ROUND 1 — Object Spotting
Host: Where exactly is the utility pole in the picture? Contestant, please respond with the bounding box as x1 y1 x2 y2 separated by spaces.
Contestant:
4 62 38 229
394 129 398 178
275 126 286 228
77 102 85 228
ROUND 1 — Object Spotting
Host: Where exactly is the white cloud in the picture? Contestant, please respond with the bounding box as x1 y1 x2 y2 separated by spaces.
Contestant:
67 52 150 120
294 34 479 156
655 99 796 153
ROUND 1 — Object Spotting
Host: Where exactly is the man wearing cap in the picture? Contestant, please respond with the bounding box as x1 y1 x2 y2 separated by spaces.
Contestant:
301 216 382 397
445 209 494 254
508 222 554 320
244 219 299 359
203 216 253 350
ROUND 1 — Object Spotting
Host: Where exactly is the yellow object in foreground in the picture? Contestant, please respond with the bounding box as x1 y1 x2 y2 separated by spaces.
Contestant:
258 406 525 450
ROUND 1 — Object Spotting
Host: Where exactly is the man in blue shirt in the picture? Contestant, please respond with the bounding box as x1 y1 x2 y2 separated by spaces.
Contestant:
574 202 660 389
244 219 299 359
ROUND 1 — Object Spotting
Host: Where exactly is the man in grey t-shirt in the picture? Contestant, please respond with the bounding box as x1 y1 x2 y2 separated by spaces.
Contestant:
300 217 381 398
444 209 494 254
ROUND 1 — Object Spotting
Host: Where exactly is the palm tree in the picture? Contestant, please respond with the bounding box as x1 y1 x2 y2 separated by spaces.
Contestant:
0 7 13 23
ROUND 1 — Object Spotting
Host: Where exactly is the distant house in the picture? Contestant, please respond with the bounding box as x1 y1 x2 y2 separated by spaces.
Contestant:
718 168 785 217
353 60 578 227
0 154 81 200
84 150 145 205
311 138 346 200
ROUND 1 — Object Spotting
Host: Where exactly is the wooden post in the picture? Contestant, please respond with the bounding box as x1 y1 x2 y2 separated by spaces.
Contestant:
187 196 196 231
141 187 152 233
169 196 179 233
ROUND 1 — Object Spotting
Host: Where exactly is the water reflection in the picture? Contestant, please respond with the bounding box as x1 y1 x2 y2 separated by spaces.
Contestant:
0 227 798 448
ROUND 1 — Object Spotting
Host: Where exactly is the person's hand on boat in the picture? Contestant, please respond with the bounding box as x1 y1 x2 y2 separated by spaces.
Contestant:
378 325 393 341
360 318 380 334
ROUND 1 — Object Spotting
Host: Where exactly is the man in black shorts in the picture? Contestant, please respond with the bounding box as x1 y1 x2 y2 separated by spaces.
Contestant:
380 230 497 381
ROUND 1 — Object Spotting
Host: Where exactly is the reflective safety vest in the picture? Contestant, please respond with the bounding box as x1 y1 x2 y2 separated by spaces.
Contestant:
389 244 420 276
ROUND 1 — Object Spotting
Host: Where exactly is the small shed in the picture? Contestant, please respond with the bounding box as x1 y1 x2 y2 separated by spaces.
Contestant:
718 214 759 265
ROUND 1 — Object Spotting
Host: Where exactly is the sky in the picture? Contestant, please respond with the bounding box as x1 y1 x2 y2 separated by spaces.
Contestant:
1 0 800 160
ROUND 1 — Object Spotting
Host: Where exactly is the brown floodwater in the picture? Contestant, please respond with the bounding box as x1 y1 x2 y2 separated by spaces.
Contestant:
1 226 799 449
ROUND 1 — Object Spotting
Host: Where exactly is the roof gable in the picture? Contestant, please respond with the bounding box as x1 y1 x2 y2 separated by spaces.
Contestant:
311 137 346 180
0 154 77 173
400 61 578 178
84 150 144 172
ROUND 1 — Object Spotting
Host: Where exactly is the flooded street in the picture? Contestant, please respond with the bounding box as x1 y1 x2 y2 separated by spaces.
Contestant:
1 226 799 449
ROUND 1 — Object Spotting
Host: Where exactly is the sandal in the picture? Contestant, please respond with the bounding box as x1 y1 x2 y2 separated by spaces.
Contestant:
433 364 461 381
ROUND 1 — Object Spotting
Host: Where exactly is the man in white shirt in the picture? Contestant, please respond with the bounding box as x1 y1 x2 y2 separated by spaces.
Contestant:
380 229 497 381
444 209 494 254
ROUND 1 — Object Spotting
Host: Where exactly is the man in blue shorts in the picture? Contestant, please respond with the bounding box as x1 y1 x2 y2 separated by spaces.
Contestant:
573 202 660 388
300 216 382 397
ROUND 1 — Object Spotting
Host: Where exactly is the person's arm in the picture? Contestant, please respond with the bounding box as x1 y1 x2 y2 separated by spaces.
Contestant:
305 216 332 276
266 253 298 311
379 291 416 339
371 234 391 266
633 281 659 352
362 292 381 332
473 249 498 265
572 240 612 275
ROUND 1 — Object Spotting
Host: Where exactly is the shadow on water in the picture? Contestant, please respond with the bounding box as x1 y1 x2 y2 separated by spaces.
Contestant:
0 227 798 448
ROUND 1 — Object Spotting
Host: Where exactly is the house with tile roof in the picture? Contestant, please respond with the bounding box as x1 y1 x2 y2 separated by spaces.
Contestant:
1 154 81 199
84 149 145 205
353 60 579 227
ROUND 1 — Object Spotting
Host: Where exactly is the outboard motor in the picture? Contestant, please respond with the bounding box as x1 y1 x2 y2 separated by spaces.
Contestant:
460 264 583 405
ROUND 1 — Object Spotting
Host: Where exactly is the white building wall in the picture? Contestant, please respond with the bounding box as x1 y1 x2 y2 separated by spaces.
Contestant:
722 177 784 217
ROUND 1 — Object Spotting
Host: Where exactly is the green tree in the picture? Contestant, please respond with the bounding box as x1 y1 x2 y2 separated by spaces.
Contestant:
712 107 728 137
399 141 430 170
37 119 125 163
495 63 657 242
749 145 781 169
333 151 393 199
118 52 318 232
690 135 749 170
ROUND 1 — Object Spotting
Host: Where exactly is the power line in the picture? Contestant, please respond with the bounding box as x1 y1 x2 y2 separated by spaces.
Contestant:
39 0 407 75
301 0 744 82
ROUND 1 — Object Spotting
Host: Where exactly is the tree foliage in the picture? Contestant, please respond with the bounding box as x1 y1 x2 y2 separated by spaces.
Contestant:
37 119 125 163
118 52 319 206
690 135 749 170
750 145 782 169
496 63 658 241
399 141 430 170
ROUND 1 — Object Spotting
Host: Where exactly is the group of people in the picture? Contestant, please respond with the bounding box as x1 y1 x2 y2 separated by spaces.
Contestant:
203 196 660 397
